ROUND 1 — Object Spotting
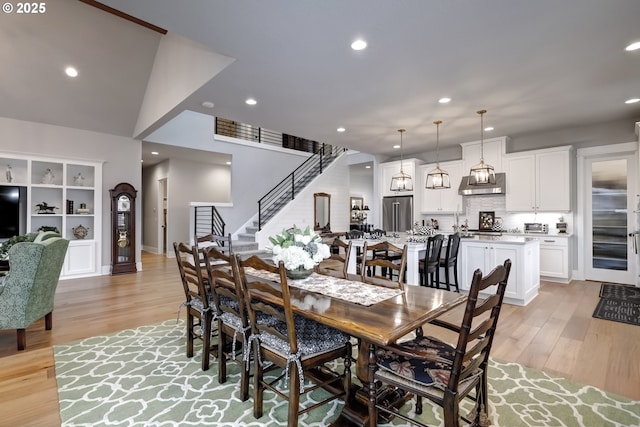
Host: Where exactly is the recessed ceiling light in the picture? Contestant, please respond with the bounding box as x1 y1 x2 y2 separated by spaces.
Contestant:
351 39 367 51
365 165 371 169
438 97 451 104
226 161 232 165
65 66 78 77
625 41 640 51
393 144 401 149
202 101 214 108
337 127 346 132
151 151 159 155
625 98 640 104
245 98 257 105
484 126 494 131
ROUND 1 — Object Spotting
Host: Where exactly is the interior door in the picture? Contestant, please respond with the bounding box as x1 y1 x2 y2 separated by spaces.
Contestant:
584 154 636 284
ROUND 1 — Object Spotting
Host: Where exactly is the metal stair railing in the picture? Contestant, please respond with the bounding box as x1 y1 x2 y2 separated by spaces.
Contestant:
194 205 225 238
258 143 345 230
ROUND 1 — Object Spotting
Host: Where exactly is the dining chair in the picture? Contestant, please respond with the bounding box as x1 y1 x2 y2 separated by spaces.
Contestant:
419 234 445 288
173 241 217 371
236 254 352 427
194 232 233 255
439 232 461 292
316 237 352 279
202 245 250 401
367 259 512 427
360 241 407 290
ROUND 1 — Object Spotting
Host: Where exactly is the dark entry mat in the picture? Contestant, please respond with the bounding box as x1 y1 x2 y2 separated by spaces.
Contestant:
599 283 640 303
592 298 640 326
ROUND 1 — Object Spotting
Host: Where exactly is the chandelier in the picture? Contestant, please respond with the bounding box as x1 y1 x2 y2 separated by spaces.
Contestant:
426 120 450 189
468 109 495 185
390 128 413 191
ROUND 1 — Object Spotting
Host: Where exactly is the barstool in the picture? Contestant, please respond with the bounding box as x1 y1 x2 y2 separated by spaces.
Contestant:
439 233 461 292
419 234 444 287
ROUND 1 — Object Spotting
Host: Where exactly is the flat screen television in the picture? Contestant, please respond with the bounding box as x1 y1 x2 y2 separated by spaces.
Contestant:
0 186 27 239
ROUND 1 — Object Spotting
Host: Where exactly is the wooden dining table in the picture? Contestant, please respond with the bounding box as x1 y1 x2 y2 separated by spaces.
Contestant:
247 269 467 426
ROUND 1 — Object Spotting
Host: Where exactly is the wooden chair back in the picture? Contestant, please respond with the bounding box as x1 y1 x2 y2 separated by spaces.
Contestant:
316 237 352 279
173 241 210 310
202 246 246 327
360 241 407 290
235 255 296 354
446 259 512 391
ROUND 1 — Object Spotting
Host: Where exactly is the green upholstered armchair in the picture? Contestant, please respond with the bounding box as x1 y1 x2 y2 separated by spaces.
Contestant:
0 235 69 350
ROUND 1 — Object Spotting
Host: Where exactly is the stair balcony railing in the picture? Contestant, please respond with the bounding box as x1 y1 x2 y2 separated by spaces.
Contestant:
257 143 345 230
194 205 225 238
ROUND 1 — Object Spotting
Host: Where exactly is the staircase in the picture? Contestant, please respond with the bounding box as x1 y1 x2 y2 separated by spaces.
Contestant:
258 143 345 229
193 143 345 256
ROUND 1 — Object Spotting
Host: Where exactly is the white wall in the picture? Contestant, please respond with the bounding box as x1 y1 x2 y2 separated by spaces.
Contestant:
146 111 312 234
0 117 141 270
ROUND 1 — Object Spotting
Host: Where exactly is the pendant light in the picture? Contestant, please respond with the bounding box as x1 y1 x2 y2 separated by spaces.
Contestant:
426 120 451 189
468 109 495 186
390 128 413 191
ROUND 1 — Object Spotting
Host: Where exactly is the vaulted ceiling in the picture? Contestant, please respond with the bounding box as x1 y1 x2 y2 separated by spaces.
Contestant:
3 0 640 162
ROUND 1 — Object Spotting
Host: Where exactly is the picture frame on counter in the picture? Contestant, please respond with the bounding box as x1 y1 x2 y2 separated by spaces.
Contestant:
479 211 495 231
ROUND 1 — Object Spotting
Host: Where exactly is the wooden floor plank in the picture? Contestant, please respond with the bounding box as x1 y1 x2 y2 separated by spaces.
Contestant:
0 252 638 427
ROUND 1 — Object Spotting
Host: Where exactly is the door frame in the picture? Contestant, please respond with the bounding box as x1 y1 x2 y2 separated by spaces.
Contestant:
157 178 168 255
577 141 638 283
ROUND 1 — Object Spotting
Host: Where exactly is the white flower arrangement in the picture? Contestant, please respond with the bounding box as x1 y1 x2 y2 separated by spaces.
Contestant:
268 225 331 271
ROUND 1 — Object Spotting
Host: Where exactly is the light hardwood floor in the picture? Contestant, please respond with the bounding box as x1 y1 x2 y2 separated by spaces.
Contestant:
0 252 638 426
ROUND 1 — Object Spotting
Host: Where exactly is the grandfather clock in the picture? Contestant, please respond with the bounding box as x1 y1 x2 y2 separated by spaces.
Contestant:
110 182 137 275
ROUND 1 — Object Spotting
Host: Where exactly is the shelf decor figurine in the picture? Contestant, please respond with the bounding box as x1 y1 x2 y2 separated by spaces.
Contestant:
72 224 89 240
73 172 85 186
41 168 55 184
35 202 58 214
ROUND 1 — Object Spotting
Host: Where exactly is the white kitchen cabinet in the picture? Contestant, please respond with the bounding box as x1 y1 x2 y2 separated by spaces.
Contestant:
0 153 102 279
419 161 463 213
460 237 540 306
380 158 419 197
461 137 507 176
538 235 571 282
505 146 572 212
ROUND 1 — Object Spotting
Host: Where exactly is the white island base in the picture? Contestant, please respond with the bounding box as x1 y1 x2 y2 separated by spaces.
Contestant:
460 236 540 306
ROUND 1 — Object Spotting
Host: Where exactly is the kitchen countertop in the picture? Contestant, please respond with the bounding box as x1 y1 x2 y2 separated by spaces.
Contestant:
460 235 540 244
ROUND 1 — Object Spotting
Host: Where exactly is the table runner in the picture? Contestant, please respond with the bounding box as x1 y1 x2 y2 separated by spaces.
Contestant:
244 267 403 306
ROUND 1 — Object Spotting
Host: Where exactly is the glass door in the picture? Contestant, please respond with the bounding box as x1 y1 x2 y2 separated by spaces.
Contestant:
585 156 636 284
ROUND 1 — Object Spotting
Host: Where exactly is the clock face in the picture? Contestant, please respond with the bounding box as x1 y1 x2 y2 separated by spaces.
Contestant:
117 195 131 212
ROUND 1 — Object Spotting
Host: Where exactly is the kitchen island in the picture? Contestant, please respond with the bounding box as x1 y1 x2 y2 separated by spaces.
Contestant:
460 235 540 306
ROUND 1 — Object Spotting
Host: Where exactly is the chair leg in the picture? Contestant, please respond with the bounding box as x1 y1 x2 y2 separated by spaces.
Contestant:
201 313 211 371
452 262 460 292
444 265 452 291
239 339 250 401
367 343 378 427
17 329 26 351
218 323 227 383
186 312 195 358
443 389 461 427
45 312 53 330
287 360 301 427
253 342 264 419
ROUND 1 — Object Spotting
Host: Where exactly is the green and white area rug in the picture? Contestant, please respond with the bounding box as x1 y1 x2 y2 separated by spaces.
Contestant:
54 320 640 426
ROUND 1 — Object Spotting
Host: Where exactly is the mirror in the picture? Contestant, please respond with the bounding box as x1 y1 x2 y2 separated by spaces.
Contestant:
314 192 331 231
350 197 364 223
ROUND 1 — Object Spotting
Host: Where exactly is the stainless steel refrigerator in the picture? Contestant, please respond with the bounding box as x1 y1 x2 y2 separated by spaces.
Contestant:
382 195 413 232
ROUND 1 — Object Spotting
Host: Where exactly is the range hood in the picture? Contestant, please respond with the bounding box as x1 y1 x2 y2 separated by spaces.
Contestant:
458 172 506 196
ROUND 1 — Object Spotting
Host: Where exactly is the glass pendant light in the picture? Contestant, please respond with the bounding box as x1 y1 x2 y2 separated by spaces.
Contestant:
468 109 495 185
390 129 413 191
426 120 451 189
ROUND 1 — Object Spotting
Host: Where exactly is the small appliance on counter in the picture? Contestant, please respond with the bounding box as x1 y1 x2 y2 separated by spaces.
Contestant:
524 223 548 234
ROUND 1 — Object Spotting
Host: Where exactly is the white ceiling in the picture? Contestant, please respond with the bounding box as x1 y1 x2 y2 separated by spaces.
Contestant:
3 0 640 165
